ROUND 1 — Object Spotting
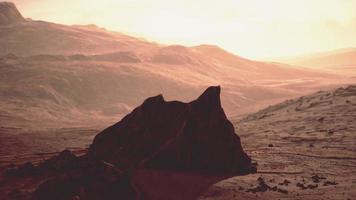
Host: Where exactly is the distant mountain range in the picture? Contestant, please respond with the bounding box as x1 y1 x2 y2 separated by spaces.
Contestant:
267 48 356 76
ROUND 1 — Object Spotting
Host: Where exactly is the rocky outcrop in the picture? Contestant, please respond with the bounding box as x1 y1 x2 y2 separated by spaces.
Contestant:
0 2 25 25
88 86 253 174
3 86 255 200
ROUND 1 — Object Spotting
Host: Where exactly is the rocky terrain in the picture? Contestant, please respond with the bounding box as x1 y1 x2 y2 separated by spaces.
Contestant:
0 86 255 200
199 85 356 200
1 84 355 200
0 2 356 200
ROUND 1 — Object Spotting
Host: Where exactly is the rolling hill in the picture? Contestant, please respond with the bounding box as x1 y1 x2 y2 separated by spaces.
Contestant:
268 48 356 76
199 85 356 200
0 1 354 131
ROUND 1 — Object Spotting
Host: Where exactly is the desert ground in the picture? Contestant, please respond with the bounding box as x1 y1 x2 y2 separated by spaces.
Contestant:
199 85 356 200
1 85 355 200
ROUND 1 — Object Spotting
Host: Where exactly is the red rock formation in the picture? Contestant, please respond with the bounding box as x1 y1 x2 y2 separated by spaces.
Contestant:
89 86 253 174
3 86 255 200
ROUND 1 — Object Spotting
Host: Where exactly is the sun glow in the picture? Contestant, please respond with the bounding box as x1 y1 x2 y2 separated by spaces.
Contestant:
12 0 356 58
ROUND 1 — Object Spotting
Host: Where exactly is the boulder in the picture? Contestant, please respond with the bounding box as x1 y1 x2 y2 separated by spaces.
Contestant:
6 86 255 200
88 86 253 174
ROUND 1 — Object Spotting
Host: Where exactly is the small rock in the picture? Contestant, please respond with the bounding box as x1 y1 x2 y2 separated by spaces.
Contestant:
296 182 307 190
307 184 318 189
323 181 338 186
327 129 334 135
278 179 291 186
311 175 326 183
246 177 288 194
277 188 288 194
317 117 325 122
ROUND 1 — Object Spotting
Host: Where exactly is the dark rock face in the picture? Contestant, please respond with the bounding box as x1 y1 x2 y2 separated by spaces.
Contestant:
0 2 25 25
3 86 254 200
88 86 253 174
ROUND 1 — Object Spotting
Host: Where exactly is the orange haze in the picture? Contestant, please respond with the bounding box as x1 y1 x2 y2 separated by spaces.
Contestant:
10 0 356 59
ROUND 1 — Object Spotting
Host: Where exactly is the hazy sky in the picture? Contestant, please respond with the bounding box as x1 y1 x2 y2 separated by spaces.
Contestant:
11 0 356 58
